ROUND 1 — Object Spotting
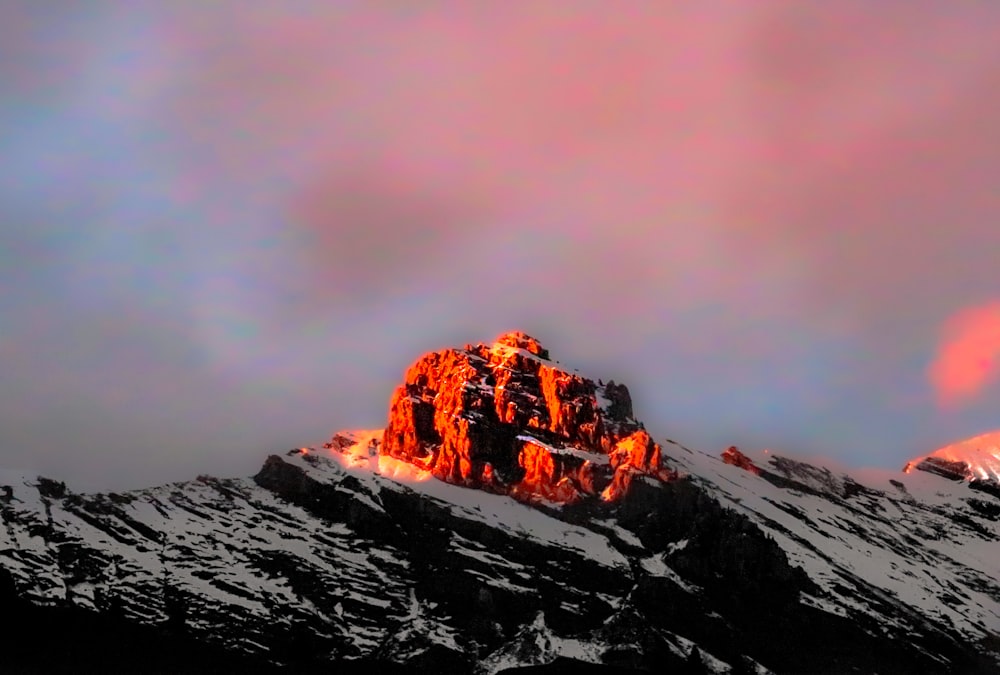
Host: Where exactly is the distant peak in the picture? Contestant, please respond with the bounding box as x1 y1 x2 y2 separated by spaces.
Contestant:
903 430 1000 482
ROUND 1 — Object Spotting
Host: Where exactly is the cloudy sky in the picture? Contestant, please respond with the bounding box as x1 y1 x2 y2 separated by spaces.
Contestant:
2 2 999 491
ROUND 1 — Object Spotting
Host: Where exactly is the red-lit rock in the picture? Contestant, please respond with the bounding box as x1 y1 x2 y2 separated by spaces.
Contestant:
510 440 594 503
380 332 677 503
722 446 762 476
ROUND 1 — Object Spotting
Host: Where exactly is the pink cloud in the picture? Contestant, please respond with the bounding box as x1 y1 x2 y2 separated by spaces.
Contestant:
126 2 1000 356
5 2 1000 482
929 304 1000 408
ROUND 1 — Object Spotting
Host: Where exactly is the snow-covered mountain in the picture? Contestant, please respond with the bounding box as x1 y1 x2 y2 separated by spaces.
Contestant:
2 333 999 674
671 442 1000 669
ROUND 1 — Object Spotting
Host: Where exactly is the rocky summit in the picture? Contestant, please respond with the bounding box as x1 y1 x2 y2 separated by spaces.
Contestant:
381 331 675 504
1 333 1000 674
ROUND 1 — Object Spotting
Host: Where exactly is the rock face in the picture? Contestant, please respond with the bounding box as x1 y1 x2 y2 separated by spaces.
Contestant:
381 332 676 504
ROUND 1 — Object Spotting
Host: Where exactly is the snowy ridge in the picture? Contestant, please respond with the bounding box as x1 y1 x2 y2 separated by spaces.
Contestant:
0 431 653 670
665 439 1000 658
3 426 999 672
0 471 414 656
298 430 628 569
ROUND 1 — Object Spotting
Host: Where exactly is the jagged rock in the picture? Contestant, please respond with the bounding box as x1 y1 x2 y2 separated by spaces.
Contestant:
380 332 675 503
35 476 68 499
912 456 972 481
601 380 633 422
721 446 762 476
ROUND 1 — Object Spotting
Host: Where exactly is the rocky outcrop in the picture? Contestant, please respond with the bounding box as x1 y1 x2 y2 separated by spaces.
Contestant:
380 332 676 503
721 446 762 476
905 456 971 481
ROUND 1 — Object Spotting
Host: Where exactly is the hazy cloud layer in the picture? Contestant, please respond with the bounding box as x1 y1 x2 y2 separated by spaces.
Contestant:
2 2 999 490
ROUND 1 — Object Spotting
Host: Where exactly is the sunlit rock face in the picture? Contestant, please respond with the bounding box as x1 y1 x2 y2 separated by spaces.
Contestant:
381 332 676 503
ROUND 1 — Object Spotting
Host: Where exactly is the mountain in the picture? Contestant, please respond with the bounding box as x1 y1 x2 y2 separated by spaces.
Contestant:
1 332 999 674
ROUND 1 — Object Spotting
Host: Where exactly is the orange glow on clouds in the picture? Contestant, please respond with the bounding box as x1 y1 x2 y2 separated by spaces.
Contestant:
929 303 1000 408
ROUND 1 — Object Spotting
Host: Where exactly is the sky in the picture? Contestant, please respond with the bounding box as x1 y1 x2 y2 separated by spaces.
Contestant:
1 2 999 492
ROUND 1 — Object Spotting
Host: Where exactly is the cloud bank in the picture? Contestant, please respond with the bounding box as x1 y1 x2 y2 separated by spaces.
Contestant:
1 2 999 488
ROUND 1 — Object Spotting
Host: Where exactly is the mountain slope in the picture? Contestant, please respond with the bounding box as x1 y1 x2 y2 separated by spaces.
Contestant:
670 442 1000 664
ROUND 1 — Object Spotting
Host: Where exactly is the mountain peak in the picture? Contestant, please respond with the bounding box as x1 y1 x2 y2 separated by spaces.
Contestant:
377 333 676 504
903 429 1000 482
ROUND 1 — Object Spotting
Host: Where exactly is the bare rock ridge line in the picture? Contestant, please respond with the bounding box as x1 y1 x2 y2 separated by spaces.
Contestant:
378 331 677 504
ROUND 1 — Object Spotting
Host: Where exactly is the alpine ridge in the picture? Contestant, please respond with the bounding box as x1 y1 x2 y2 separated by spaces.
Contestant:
1 332 999 674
